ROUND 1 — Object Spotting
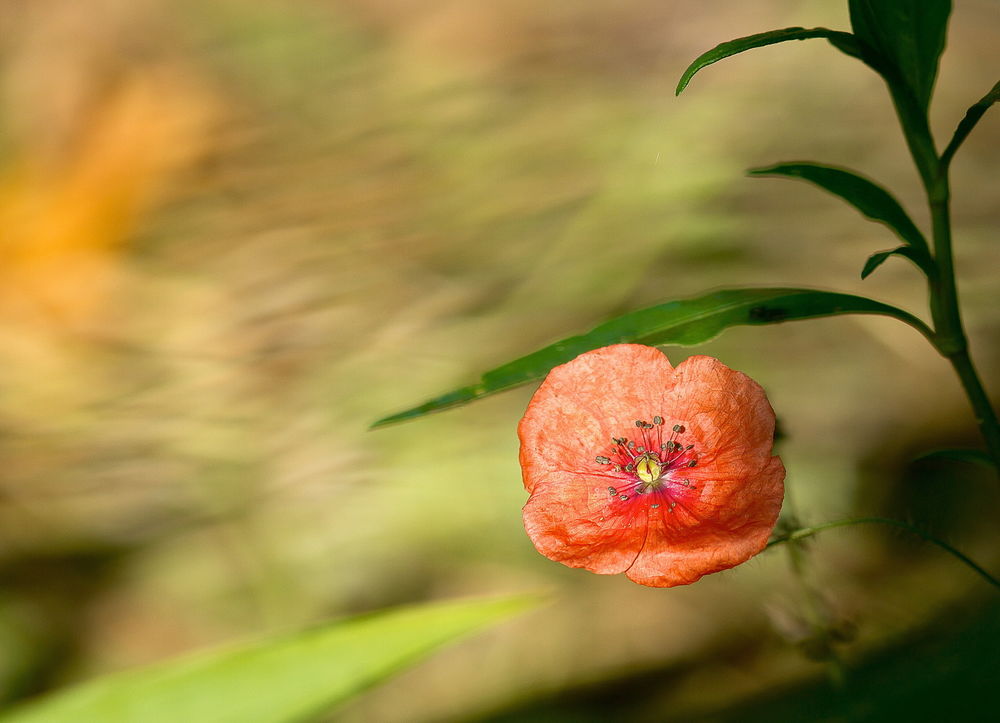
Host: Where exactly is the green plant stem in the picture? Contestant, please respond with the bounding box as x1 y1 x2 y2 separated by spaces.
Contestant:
925 185 1000 467
948 349 1000 465
768 517 1000 592
881 60 1000 468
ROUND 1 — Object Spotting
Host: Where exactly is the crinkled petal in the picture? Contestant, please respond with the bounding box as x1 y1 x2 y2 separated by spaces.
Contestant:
522 470 648 574
518 344 675 493
625 455 785 586
669 355 777 472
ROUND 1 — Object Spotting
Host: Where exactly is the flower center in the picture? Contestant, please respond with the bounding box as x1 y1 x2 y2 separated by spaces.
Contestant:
635 454 662 485
593 416 699 507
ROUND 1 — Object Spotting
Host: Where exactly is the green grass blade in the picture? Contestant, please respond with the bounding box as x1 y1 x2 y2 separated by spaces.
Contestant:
0 594 542 723
373 288 933 428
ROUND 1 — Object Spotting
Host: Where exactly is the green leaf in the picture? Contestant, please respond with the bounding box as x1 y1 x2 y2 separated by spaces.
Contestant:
916 448 997 469
848 0 951 112
861 246 928 280
0 594 541 723
675 27 862 95
941 80 1000 170
373 288 933 427
748 162 932 263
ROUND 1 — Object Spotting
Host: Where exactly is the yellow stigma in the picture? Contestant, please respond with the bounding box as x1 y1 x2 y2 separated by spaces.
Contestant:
635 455 662 484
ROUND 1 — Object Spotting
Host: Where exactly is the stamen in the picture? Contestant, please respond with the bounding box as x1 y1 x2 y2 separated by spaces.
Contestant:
653 416 663 425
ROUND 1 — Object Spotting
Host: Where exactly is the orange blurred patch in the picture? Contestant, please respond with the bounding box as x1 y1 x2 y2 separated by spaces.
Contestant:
0 69 213 331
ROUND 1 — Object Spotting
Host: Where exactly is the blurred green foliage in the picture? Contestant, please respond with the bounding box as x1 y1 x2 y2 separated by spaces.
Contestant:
1 594 539 723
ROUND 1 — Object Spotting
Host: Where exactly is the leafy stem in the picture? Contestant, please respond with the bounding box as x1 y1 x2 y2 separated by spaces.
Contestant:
767 517 1000 592
879 37 1000 469
917 139 1000 468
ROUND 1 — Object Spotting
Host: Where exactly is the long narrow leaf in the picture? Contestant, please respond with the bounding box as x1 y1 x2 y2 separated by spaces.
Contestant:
848 0 951 112
749 162 932 264
861 245 928 280
941 80 1000 170
0 594 541 723
373 288 933 427
675 27 861 95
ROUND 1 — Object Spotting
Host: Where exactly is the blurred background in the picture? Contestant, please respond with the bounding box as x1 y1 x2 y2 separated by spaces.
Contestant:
1 0 999 720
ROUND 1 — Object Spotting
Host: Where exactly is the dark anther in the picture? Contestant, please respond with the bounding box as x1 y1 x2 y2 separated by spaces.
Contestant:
651 503 660 509
672 424 685 433
608 486 617 496
636 446 644 453
625 463 635 471
686 444 694 450
627 441 635 449
619 493 630 501
635 420 644 428
688 460 697 467
660 443 667 450
653 416 663 425
595 455 611 464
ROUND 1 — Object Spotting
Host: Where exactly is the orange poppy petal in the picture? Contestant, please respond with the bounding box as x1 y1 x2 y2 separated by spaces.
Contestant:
518 344 675 494
522 471 648 574
624 455 785 586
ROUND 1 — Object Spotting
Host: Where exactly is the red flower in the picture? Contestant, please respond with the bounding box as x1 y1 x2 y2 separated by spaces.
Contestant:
518 344 784 587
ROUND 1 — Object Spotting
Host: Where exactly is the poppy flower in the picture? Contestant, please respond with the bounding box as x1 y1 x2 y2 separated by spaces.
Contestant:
518 344 784 587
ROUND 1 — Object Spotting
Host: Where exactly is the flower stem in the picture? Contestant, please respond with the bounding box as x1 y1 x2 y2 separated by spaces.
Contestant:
767 517 1000 592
